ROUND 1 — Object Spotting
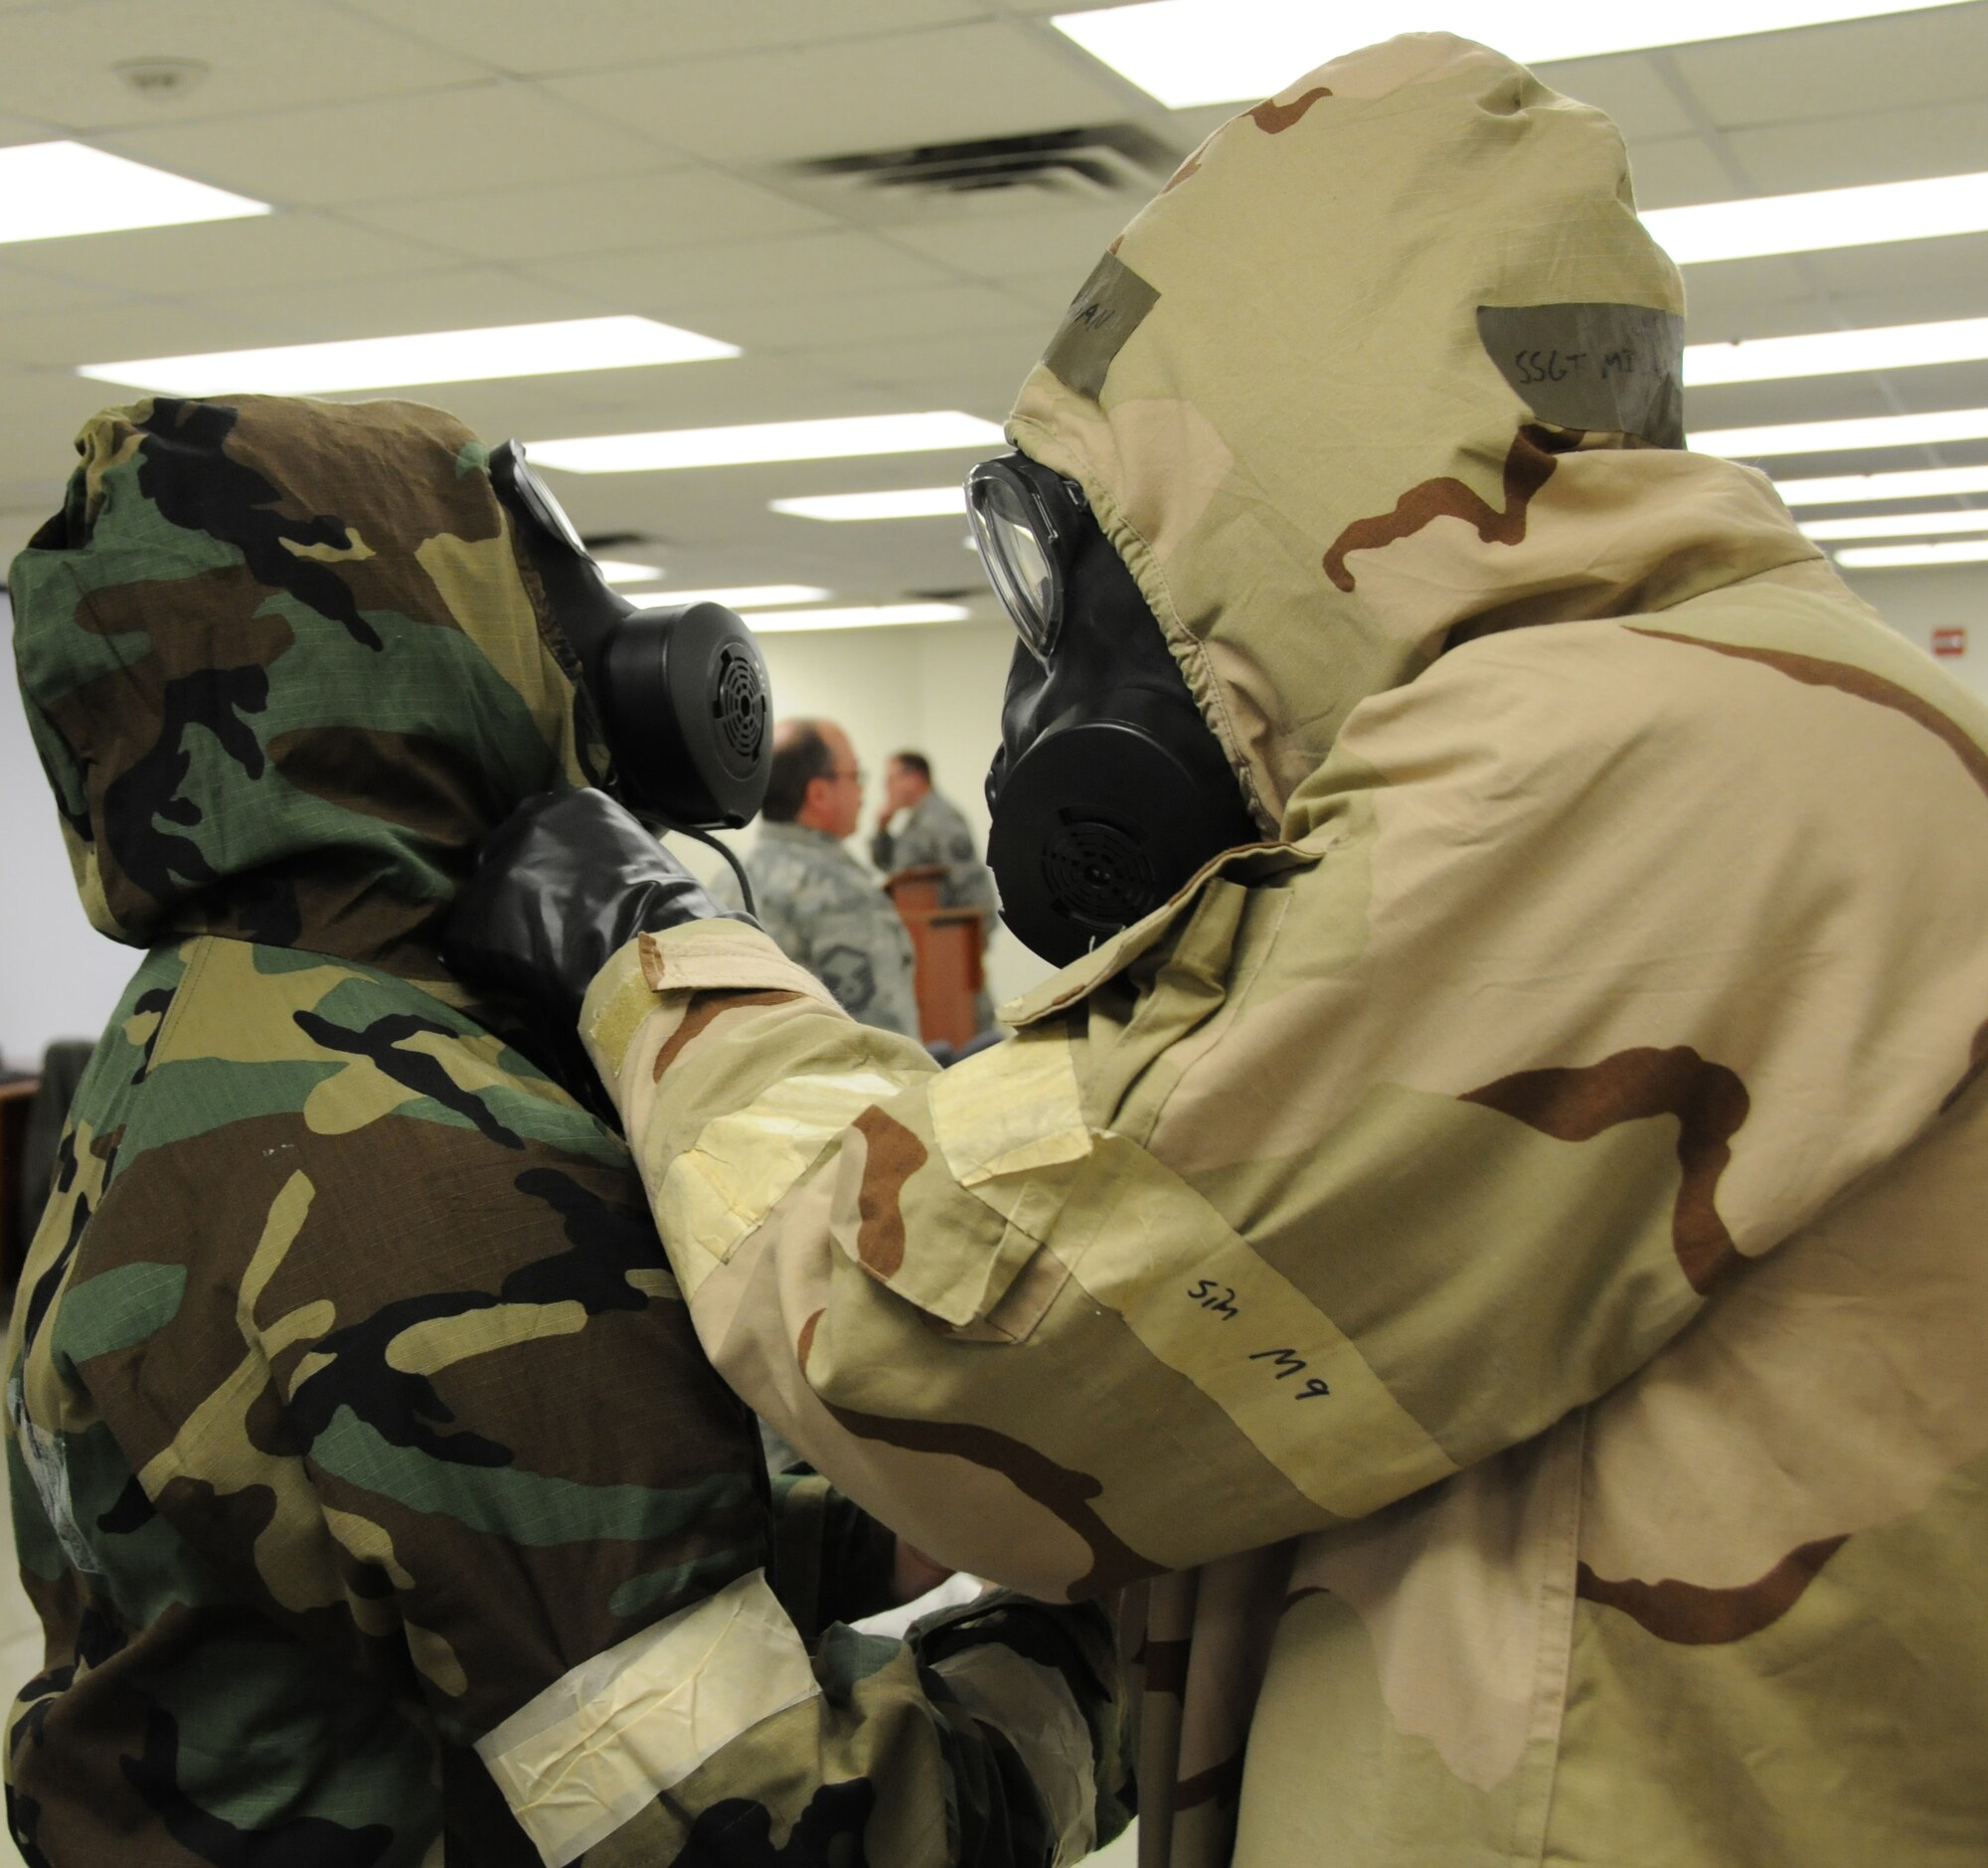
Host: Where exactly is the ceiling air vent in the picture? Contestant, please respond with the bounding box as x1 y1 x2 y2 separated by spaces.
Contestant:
779 125 1181 221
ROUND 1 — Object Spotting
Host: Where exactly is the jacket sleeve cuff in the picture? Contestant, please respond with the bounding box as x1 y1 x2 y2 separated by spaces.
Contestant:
580 921 841 1083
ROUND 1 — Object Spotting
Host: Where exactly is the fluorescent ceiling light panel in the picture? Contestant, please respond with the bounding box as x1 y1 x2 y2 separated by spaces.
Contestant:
80 316 738 396
1834 539 1988 568
1052 0 1971 110
1775 464 1988 507
747 603 971 633
0 141 268 244
1695 407 1988 459
1646 171 1988 266
628 585 829 610
529 413 1002 474
1801 510 1988 540
769 487 966 522
593 559 664 585
1686 317 1988 387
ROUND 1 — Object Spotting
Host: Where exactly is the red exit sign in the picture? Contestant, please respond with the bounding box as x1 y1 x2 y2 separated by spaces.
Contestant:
1932 626 1967 658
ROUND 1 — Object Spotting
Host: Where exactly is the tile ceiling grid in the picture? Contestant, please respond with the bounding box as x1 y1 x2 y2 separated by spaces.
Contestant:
0 0 1983 585
1645 27 1988 523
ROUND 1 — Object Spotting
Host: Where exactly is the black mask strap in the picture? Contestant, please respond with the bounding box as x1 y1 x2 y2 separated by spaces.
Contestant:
488 440 772 830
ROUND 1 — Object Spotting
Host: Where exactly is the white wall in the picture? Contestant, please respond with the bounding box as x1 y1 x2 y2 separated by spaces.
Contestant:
0 597 1053 1072
10 566 1986 1072
1839 562 1988 704
0 592 138 1070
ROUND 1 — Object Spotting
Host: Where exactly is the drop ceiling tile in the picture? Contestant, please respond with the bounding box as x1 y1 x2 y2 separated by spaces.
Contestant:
526 228 956 315
16 211 453 294
1625 136 1735 212
1721 97 1988 195
0 259 123 315
1 364 126 448
1687 372 1898 426
0 0 487 130
1860 359 1988 414
0 106 56 140
884 200 1121 282
702 280 1048 353
1805 231 1988 297
101 82 666 206
1675 257 1825 339
514 353 915 432
549 19 1135 165
999 269 1088 319
1813 270 1988 331
806 323 1044 395
0 298 267 368
207 264 613 342
343 167 837 263
1685 359 1988 436
1670 6 1988 129
348 377 678 448
1532 52 1697 141
340 0 988 75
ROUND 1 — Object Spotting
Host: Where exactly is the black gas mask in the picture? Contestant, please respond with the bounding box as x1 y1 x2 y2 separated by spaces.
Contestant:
488 440 771 830
969 451 1258 967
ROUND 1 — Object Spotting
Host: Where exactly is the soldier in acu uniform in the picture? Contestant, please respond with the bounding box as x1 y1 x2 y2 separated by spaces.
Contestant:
872 753 998 1035
452 34 1988 1868
714 719 922 1040
5 397 1126 1866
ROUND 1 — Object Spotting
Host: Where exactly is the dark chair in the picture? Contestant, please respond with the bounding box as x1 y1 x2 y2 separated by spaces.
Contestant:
5 1041 93 1291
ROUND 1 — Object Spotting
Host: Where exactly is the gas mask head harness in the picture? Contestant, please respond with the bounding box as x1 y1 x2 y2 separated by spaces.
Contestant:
488 440 771 839
967 450 1258 967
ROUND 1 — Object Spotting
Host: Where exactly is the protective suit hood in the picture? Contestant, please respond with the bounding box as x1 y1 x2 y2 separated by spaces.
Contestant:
10 396 593 983
1006 33 1829 834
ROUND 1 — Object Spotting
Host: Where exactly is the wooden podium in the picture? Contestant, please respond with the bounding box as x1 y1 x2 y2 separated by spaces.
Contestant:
886 866 986 1049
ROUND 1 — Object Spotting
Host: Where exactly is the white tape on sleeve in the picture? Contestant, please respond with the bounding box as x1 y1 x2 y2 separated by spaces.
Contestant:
475 1568 820 1867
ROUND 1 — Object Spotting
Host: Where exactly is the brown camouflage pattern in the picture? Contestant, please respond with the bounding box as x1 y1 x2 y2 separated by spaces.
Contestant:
574 35 1981 1868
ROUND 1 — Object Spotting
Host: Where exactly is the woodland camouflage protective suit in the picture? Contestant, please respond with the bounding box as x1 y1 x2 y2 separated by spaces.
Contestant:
5 397 1124 1865
568 37 1988 1868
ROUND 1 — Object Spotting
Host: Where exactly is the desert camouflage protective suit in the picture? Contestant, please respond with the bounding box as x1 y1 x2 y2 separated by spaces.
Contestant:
5 397 1124 1866
571 36 1988 1868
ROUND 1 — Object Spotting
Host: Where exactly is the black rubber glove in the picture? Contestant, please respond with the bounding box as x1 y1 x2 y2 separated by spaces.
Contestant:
444 788 753 1107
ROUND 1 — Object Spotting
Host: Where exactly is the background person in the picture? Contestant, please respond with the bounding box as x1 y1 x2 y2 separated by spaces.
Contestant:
714 717 922 1039
872 750 1000 1034
451 34 1988 1868
5 396 1125 1867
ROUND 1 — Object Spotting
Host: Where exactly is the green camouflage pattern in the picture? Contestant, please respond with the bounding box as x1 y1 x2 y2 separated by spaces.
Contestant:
713 821 921 1039
7 398 1126 1865
575 36 1988 1868
871 789 997 1032
9 395 597 988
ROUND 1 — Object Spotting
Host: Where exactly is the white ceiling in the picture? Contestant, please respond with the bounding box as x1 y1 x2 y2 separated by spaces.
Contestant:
2 0 1987 608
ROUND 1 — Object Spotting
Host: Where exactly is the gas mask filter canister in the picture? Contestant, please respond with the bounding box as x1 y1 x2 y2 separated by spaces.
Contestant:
488 440 772 831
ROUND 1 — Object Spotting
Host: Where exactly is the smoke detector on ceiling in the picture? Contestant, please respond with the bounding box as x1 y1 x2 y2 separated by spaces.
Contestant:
111 58 211 101
779 124 1180 222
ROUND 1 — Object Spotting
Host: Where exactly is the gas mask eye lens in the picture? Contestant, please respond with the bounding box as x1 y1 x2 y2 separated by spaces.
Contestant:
966 455 1075 664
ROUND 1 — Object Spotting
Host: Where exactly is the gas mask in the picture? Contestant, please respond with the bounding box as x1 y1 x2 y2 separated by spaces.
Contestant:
968 450 1258 966
488 440 771 830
